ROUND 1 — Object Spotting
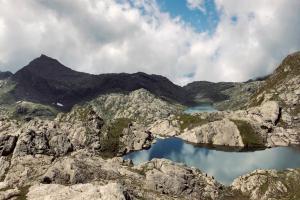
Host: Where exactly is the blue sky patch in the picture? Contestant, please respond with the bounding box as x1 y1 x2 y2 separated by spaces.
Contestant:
157 0 220 34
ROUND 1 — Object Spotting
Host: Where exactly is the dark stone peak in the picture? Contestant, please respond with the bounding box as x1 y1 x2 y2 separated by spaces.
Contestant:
13 55 79 81
40 54 52 59
30 54 59 64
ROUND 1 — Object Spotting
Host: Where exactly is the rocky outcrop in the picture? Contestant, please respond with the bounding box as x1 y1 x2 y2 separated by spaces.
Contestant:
135 159 223 200
231 168 300 200
179 119 243 146
148 117 180 137
120 122 153 154
90 89 183 124
148 101 299 147
0 118 20 137
27 183 130 200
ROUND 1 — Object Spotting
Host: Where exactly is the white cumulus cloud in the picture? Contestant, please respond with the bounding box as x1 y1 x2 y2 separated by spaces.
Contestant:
186 0 206 12
0 0 299 85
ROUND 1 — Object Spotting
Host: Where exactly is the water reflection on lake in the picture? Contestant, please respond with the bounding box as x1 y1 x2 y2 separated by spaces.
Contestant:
123 137 300 185
184 103 217 114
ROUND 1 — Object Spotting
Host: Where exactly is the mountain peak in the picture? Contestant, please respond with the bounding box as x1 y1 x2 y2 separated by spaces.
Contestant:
39 54 52 59
30 54 60 65
18 54 75 76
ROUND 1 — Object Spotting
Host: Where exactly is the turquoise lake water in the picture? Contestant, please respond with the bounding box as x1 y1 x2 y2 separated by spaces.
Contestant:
184 104 217 114
124 137 300 185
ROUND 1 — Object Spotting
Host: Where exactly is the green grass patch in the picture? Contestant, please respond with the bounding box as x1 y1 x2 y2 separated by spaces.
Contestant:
231 119 264 147
10 102 58 120
0 80 16 105
291 104 300 117
177 114 209 131
99 118 132 157
16 186 30 200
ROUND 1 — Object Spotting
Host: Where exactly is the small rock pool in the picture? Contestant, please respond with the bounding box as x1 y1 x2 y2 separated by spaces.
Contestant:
184 103 217 114
123 137 300 185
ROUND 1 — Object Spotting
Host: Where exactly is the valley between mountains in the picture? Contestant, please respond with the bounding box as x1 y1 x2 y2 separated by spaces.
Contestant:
0 52 299 200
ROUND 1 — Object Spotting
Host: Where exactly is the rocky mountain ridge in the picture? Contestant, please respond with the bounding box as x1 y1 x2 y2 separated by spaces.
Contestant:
0 54 264 115
10 55 191 111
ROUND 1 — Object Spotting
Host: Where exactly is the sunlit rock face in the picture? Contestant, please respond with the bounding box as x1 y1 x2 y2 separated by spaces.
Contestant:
179 119 243 146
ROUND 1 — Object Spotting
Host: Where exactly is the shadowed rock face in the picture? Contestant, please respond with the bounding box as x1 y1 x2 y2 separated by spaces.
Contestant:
11 55 191 111
183 81 236 103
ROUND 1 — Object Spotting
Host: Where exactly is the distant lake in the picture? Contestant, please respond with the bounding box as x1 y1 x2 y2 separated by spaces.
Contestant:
124 137 300 185
184 103 217 114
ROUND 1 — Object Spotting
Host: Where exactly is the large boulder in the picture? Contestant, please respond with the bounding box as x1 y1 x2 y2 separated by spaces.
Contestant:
148 118 180 137
248 101 280 124
179 119 244 146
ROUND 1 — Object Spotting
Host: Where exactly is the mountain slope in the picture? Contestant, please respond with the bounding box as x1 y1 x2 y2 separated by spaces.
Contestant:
247 51 300 128
11 55 191 110
183 80 262 110
183 81 235 103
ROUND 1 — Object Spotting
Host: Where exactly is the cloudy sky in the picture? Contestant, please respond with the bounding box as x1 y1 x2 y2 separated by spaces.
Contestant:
0 0 299 85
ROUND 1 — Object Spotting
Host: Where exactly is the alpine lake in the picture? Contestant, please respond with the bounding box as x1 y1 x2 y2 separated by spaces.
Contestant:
124 104 300 185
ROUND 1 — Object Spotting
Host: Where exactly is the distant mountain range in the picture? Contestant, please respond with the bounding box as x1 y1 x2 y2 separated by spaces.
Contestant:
0 71 13 80
0 54 265 111
9 55 192 110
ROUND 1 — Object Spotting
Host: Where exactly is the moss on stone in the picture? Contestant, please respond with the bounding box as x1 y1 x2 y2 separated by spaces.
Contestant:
177 114 209 131
231 119 264 147
16 186 30 200
99 118 132 157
